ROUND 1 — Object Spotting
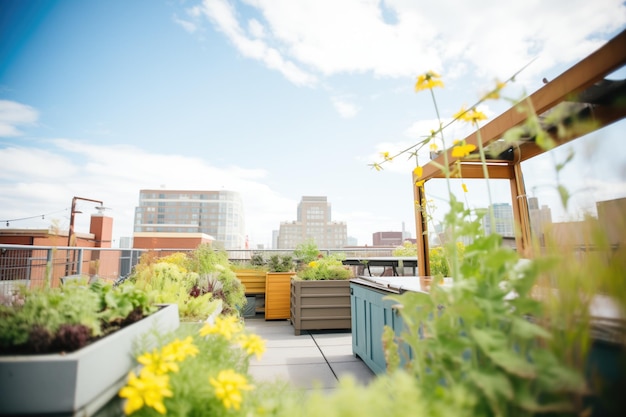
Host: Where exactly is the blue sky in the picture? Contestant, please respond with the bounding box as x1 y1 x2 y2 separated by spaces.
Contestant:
1 0 625 248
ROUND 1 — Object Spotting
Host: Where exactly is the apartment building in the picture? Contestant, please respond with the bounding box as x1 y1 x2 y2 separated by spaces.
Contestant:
133 189 245 250
277 196 347 249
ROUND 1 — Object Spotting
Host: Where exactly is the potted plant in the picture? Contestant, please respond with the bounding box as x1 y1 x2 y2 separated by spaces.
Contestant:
0 280 179 415
264 254 295 320
290 249 353 336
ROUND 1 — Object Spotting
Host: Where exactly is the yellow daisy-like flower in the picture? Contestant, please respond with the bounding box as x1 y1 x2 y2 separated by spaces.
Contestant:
429 142 438 152
200 315 243 341
137 349 180 375
413 166 423 178
308 261 318 268
237 333 266 360
119 369 173 415
209 369 254 411
161 336 199 362
380 151 393 161
451 143 477 158
454 106 488 124
415 71 444 92
482 79 507 100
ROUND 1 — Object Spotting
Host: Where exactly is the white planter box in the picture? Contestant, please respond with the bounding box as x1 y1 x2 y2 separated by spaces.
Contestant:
0 303 180 416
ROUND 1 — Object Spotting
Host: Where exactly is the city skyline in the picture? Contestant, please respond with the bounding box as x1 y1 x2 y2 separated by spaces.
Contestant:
1 1 625 248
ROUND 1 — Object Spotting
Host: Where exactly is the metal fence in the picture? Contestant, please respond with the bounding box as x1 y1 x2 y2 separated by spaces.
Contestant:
0 244 397 298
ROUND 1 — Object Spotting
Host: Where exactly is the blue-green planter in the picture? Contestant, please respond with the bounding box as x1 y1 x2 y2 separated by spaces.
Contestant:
0 304 180 416
350 279 414 374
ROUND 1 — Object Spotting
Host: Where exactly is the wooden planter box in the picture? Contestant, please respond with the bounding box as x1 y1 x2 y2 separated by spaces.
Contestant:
0 304 180 416
265 272 294 320
290 279 351 336
235 269 267 294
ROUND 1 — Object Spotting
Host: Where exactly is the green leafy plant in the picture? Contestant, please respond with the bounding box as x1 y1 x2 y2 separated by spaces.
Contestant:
295 254 352 281
230 252 267 271
294 239 321 264
392 241 465 277
267 254 294 272
0 280 155 354
129 245 246 320
118 315 268 416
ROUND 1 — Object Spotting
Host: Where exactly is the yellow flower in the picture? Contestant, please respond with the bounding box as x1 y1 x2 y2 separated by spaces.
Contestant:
237 333 266 360
119 369 173 415
482 79 507 100
454 106 488 124
380 151 393 161
429 142 438 152
415 71 444 92
413 166 423 178
209 369 254 411
308 261 318 268
451 143 476 158
137 349 180 375
462 183 469 193
200 315 243 341
161 336 199 362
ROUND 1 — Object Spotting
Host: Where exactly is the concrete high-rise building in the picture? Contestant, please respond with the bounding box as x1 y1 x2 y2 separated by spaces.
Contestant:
528 196 552 244
482 203 515 237
277 196 347 249
133 189 245 250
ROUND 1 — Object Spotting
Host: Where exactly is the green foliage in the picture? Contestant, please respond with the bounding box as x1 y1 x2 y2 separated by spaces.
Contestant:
187 244 231 274
0 281 156 354
269 371 474 417
230 252 268 271
391 241 465 277
129 245 246 320
295 254 352 280
267 254 294 272
391 241 416 256
383 206 588 416
294 239 320 264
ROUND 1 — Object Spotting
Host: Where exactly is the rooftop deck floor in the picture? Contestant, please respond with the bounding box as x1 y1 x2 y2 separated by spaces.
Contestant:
244 316 376 394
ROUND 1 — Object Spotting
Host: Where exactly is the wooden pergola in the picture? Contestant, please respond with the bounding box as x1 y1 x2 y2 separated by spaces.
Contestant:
413 29 626 276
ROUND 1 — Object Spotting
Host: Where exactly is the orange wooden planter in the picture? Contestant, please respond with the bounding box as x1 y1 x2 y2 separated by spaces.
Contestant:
265 272 294 320
234 269 267 295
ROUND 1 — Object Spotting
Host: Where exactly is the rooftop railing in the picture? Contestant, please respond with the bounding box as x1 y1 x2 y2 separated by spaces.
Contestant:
0 244 399 297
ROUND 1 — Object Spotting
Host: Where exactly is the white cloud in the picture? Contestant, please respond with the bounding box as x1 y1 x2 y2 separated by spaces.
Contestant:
0 140 296 248
196 0 625 85
173 14 199 33
0 100 38 137
331 96 359 118
199 0 317 86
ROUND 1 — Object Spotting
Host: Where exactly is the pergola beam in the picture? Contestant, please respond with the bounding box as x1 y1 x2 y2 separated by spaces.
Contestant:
414 29 626 276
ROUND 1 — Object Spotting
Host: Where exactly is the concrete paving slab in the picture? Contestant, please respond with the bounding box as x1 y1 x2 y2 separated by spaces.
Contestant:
244 315 377 392
310 333 353 346
330 361 376 385
249 363 338 390
252 346 327 365
318 344 360 363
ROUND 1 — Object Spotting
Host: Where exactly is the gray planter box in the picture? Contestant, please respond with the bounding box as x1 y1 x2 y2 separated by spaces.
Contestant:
0 303 180 416
290 279 351 336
